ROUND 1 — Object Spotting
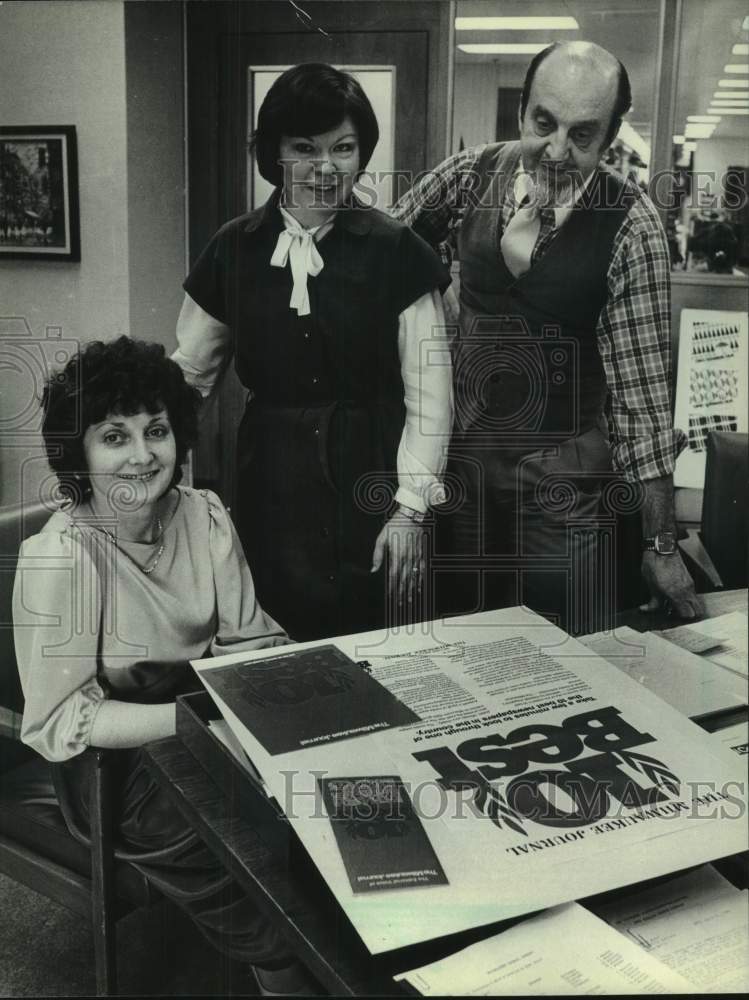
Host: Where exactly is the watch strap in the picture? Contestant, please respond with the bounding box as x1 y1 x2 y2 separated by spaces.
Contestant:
643 532 677 554
396 503 426 525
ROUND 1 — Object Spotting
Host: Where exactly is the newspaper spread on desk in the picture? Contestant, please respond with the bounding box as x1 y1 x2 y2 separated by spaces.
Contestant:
192 606 748 955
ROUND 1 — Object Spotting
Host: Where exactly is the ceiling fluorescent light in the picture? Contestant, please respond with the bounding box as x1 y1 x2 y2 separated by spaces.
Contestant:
685 124 716 139
724 64 749 73
687 115 721 122
708 107 749 115
732 44 749 56
673 135 685 144
455 17 579 31
743 16 749 30
712 92 749 99
458 43 548 55
718 78 749 87
710 97 749 105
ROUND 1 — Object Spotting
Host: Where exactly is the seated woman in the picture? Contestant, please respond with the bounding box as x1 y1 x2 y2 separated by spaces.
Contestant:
174 62 453 642
13 336 314 996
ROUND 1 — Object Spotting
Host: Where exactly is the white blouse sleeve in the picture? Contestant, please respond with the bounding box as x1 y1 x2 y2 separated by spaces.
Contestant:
172 292 233 399
205 491 293 651
13 528 107 762
395 289 454 513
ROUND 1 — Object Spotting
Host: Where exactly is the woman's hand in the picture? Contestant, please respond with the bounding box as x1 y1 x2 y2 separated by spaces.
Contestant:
371 511 426 606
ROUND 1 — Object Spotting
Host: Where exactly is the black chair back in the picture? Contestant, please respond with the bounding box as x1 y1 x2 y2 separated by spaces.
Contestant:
702 431 748 589
0 503 51 713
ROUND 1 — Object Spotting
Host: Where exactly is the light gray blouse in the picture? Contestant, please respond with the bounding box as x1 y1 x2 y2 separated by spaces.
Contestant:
13 486 289 762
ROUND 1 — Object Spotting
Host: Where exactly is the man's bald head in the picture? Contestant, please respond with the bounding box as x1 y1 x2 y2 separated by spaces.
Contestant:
520 41 631 147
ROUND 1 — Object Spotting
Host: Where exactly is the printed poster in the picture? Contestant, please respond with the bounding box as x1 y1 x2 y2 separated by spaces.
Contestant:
674 308 748 488
200 644 418 755
193 606 748 954
319 775 448 894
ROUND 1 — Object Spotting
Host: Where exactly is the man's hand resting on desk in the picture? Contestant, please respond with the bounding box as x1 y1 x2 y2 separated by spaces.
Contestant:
639 474 705 619
640 550 704 618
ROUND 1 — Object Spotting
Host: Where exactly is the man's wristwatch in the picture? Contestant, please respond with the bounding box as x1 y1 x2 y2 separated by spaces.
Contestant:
396 503 426 525
643 530 677 555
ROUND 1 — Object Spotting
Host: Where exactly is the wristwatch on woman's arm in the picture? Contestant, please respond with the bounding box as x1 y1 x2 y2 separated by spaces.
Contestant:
396 503 426 525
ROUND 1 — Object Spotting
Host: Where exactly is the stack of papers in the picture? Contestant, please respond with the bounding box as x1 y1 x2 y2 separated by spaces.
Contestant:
578 617 747 718
395 902 694 995
591 864 749 994
396 864 748 995
659 613 748 682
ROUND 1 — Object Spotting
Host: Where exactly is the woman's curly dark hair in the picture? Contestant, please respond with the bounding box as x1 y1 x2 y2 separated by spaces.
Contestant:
42 336 201 501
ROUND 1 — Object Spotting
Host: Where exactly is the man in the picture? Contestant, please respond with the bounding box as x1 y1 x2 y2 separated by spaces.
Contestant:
394 40 702 631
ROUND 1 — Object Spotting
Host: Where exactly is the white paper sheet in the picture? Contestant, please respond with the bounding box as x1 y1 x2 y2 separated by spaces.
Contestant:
577 626 746 717
680 613 748 680
193 607 748 954
395 902 695 995
653 624 726 654
592 865 749 993
713 721 749 757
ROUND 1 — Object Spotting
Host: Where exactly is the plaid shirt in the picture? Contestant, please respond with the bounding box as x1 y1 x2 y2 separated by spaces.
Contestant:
392 145 686 482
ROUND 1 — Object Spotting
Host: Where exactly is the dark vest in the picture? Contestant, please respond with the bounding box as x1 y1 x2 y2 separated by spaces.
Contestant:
456 142 637 442
187 192 445 409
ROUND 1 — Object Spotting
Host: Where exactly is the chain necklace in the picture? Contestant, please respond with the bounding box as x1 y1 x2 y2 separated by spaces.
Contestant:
101 516 165 575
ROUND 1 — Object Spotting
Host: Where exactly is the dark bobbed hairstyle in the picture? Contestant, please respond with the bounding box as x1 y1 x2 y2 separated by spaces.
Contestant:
519 42 632 148
42 336 201 502
251 63 379 188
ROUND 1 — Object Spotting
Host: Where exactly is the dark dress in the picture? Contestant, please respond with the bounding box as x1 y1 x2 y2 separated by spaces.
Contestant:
185 192 448 641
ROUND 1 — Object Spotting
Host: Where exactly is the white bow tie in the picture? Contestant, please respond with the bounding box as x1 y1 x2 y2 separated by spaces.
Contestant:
270 212 327 316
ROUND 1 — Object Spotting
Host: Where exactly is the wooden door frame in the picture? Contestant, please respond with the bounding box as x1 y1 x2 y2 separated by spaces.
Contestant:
184 1 453 503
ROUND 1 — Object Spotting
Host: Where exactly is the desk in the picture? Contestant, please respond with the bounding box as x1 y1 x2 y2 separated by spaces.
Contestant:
144 590 747 995
616 587 747 633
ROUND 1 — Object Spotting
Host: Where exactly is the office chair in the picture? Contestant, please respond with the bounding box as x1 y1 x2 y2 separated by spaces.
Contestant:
701 431 749 589
0 501 156 996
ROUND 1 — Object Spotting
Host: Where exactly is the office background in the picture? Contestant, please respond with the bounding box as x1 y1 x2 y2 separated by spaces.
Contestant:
0 0 746 521
0 2 747 994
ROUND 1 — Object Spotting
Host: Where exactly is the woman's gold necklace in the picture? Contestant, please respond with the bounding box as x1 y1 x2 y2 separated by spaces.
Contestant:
100 516 165 575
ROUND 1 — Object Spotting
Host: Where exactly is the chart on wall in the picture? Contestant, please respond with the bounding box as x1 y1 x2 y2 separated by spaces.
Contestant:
674 309 748 488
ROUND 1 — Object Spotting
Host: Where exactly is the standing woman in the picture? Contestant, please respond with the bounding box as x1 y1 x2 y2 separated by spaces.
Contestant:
174 63 452 641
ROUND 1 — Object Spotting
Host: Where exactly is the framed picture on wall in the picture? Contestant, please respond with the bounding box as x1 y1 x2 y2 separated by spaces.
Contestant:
0 125 80 261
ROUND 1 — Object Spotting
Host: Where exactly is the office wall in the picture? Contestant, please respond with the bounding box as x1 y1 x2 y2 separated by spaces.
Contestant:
0 0 130 343
452 61 521 152
124 0 185 345
0 1 129 506
0 1 185 507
